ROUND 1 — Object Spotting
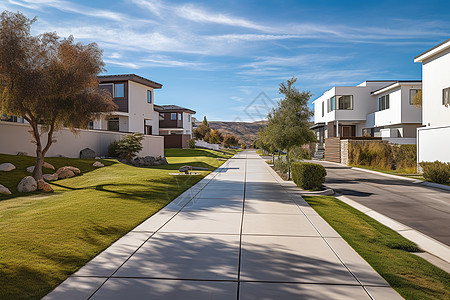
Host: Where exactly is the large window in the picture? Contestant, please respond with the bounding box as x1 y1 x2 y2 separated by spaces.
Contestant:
337 95 353 110
321 101 324 117
107 117 119 131
147 90 152 103
409 89 421 105
178 113 182 120
378 95 390 111
171 113 177 120
188 114 191 122
114 83 124 98
443 87 450 106
327 97 335 112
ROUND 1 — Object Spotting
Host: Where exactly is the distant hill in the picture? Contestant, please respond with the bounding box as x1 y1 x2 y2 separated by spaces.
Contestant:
205 121 267 145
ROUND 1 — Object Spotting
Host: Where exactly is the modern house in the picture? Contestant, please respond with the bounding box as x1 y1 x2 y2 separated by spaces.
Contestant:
94 74 162 135
415 38 450 163
155 105 196 148
312 80 422 146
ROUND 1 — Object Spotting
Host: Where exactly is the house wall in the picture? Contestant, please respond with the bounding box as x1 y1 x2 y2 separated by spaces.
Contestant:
128 81 156 133
417 125 450 163
422 47 450 127
182 112 193 136
0 121 164 158
400 85 422 124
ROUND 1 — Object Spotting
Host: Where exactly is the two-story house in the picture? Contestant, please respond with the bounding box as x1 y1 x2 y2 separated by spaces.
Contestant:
312 81 395 145
367 81 422 142
415 39 450 163
155 105 196 148
94 74 162 135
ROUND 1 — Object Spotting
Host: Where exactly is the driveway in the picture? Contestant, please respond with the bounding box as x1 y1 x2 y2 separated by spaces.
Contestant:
45 151 400 299
311 160 450 246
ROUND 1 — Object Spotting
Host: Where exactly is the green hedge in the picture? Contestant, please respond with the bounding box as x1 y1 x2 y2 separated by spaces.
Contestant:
420 161 450 184
291 162 327 190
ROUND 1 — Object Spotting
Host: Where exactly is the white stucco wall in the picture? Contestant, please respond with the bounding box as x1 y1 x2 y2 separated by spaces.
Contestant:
0 121 164 158
421 47 450 127
371 88 402 127
128 80 156 133
400 85 422 124
417 125 450 163
182 112 193 136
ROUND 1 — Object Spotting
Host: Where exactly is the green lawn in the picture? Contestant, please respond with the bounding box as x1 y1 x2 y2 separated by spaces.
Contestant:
0 149 231 300
303 195 450 300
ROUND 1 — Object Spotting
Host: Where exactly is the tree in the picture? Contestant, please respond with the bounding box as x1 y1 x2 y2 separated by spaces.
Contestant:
193 124 210 140
209 129 223 144
0 11 117 180
202 116 209 127
116 133 144 161
412 90 422 107
223 134 240 148
264 77 316 179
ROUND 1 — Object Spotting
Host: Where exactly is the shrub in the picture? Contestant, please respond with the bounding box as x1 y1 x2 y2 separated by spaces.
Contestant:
116 133 144 161
241 143 246 149
420 161 450 184
187 138 196 148
108 140 120 157
274 158 288 174
289 146 310 162
392 144 417 172
291 162 327 190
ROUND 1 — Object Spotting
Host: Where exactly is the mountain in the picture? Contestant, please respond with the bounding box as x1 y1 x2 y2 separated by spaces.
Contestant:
206 121 267 145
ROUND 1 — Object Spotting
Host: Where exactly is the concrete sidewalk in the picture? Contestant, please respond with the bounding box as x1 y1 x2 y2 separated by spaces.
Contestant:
45 151 402 299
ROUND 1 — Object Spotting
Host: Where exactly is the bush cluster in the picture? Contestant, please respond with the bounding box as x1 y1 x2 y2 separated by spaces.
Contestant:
107 133 144 161
291 162 326 190
273 158 288 174
420 161 450 184
187 138 196 149
349 141 416 172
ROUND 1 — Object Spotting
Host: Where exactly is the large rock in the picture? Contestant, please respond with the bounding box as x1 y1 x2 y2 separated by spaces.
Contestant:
63 166 81 174
17 176 37 193
43 173 58 181
0 184 11 195
80 148 96 159
56 167 75 179
37 179 53 193
93 161 104 167
26 166 34 173
43 162 55 170
0 163 16 172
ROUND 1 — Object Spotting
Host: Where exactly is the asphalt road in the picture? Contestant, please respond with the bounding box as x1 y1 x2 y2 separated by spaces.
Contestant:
311 160 450 246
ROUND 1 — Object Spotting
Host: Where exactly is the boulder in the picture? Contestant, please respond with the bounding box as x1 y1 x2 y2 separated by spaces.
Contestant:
43 162 55 170
26 166 34 173
37 179 53 193
55 167 75 179
63 166 81 174
0 184 11 195
0 163 16 172
80 148 96 159
92 161 104 167
16 152 27 156
43 173 58 181
17 176 37 193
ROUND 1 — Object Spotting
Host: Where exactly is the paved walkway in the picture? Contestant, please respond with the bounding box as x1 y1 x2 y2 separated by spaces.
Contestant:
45 151 401 299
311 160 450 246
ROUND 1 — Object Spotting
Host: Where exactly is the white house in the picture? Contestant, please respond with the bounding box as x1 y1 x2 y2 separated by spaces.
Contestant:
414 38 450 163
312 81 395 145
94 74 163 135
367 81 422 143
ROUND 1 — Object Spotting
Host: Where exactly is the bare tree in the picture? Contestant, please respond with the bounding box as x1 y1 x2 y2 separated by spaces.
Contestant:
0 11 117 180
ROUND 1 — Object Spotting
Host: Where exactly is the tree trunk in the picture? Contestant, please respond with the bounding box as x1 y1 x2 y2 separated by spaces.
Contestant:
30 121 44 180
287 149 290 180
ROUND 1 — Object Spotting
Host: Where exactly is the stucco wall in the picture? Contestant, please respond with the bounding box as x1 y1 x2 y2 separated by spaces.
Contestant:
0 121 164 158
417 125 450 163
128 80 156 133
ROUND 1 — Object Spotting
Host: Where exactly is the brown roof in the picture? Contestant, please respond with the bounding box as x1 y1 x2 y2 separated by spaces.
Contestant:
98 74 162 89
154 105 196 114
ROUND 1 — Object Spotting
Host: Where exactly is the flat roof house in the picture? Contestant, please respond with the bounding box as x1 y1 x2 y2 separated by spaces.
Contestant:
415 38 450 163
155 105 196 148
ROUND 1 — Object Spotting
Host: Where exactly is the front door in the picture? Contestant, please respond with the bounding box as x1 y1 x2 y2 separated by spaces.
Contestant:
342 126 351 137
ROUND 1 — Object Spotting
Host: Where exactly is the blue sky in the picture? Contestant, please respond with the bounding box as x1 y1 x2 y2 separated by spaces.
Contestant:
2 0 450 121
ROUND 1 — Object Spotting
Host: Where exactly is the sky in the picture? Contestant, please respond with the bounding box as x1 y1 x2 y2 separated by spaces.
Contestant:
2 0 450 122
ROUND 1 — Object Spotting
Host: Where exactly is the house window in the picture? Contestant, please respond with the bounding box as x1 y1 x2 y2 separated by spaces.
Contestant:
171 113 177 120
443 87 450 106
321 101 324 117
107 117 119 131
327 97 335 112
337 95 353 110
410 89 421 105
378 95 390 111
114 83 124 98
147 90 152 104
88 121 94 129
178 113 182 120
188 115 191 122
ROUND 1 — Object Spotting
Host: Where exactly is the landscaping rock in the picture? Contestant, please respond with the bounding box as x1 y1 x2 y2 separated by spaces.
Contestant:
0 184 11 195
17 176 37 193
43 162 55 170
56 168 75 179
16 152 27 156
37 179 53 193
63 166 81 174
26 166 34 173
93 161 104 167
0 163 16 172
80 148 96 159
43 173 58 181
130 156 168 167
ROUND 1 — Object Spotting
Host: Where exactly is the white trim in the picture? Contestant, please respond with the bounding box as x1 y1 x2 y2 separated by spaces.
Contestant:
414 39 450 63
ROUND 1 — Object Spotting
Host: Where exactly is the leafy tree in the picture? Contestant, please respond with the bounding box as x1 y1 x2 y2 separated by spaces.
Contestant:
241 143 246 149
209 129 223 144
202 116 209 127
204 131 211 143
223 134 240 148
193 124 210 140
0 11 116 180
412 90 422 107
264 77 316 179
116 133 144 161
